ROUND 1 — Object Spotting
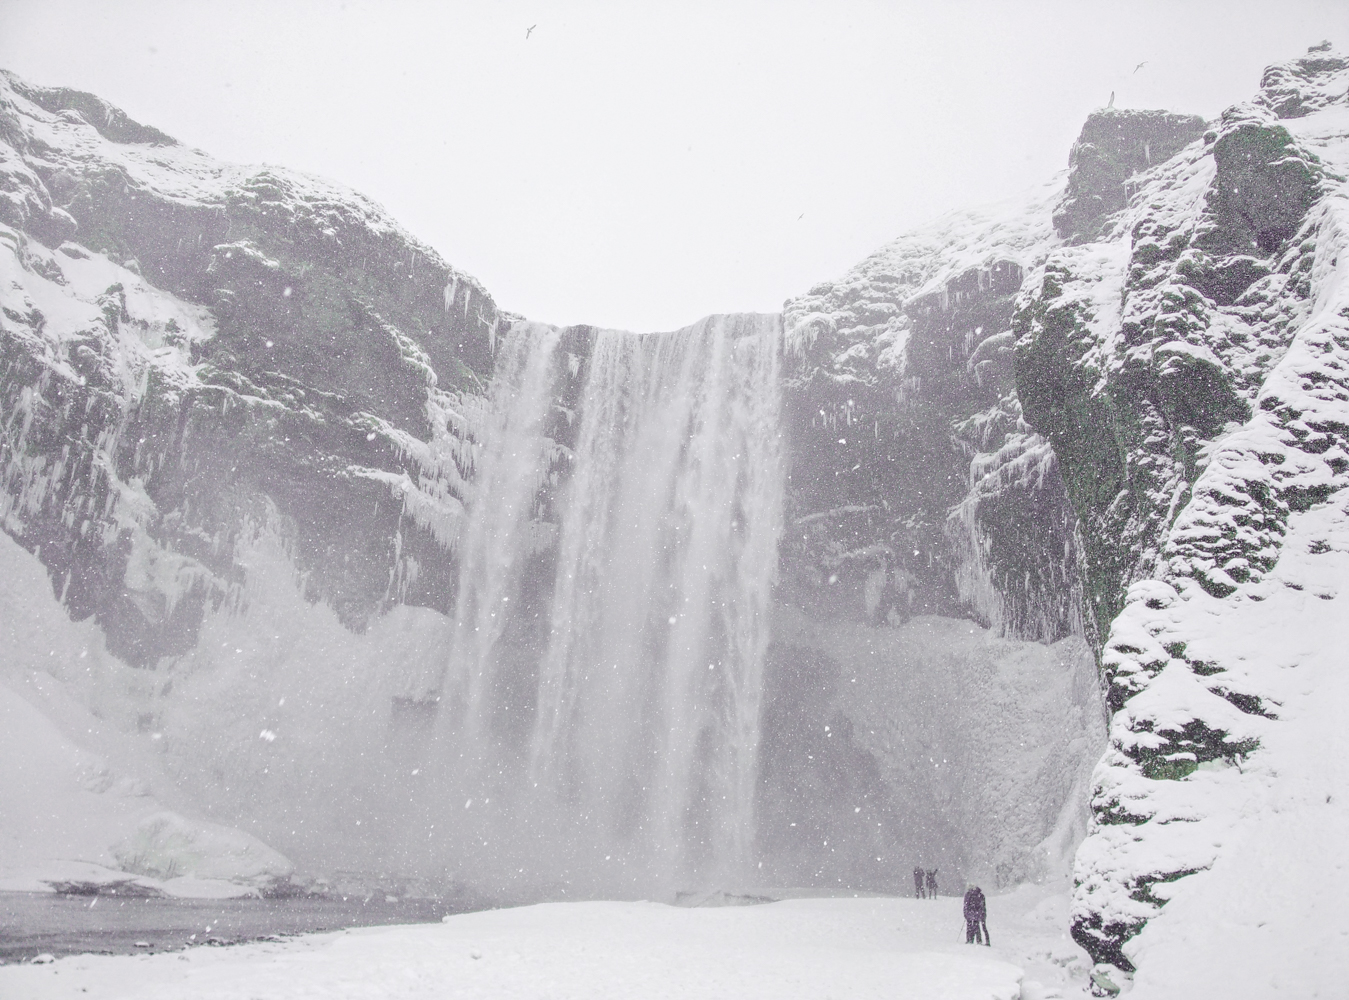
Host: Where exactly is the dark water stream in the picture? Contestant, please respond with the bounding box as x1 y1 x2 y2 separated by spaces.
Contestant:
0 891 477 963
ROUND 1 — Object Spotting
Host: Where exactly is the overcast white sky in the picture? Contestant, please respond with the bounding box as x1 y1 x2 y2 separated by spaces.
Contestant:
0 1 1343 330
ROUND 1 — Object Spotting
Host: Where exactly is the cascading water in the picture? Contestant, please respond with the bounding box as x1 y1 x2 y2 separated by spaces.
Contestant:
429 314 784 894
440 322 566 742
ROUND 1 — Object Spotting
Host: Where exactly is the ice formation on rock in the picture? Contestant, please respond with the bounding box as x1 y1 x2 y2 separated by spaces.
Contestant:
0 530 292 897
758 612 1103 891
0 66 501 667
780 178 1088 645
0 65 500 886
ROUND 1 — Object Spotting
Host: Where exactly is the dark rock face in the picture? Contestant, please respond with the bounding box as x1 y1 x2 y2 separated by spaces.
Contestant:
0 70 501 665
1202 111 1323 257
1052 110 1207 244
766 173 1117 893
781 198 1086 644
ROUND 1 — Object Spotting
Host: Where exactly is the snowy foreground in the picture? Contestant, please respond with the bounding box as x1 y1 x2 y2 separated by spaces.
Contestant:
0 888 1091 1000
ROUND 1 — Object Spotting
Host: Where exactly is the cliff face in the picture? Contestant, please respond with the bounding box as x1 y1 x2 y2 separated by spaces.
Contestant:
0 70 501 666
1013 43 1349 977
1053 109 1208 244
773 42 1349 981
771 106 1216 653
0 56 1116 890
780 182 1086 644
0 62 1107 895
765 175 1114 892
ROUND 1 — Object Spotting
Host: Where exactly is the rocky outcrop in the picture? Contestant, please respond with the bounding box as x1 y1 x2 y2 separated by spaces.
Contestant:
1016 88 1330 647
0 70 502 665
1014 45 1349 970
1053 109 1207 244
781 183 1087 643
1255 39 1349 120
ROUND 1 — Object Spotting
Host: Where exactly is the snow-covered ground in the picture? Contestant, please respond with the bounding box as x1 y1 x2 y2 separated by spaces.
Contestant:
0 884 1098 999
0 676 289 899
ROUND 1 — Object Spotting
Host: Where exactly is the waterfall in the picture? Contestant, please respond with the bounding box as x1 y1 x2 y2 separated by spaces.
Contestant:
440 322 566 738
433 314 784 893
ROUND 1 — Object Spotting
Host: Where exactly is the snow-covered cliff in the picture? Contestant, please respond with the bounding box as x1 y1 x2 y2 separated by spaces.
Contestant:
0 68 502 666
771 182 1110 891
1012 42 1349 986
776 41 1349 986
0 67 504 886
781 179 1081 641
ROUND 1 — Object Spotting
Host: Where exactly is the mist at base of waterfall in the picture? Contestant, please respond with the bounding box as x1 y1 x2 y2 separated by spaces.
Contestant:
756 611 1103 894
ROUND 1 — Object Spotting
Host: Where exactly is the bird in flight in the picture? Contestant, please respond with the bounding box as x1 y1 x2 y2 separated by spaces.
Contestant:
798 213 804 220
526 24 537 39
1134 60 1148 73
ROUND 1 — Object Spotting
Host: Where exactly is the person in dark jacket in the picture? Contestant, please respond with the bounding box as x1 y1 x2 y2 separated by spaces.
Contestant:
963 885 989 945
913 867 925 899
925 868 938 899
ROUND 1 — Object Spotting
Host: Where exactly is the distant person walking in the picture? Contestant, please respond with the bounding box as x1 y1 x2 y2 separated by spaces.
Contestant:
963 885 989 945
913 867 925 899
925 869 938 899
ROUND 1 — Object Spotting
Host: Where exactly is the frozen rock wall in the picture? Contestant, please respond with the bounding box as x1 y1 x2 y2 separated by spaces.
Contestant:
1013 42 1349 974
780 179 1089 645
0 67 509 886
770 165 1111 894
0 529 293 897
0 68 501 667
